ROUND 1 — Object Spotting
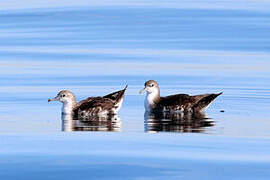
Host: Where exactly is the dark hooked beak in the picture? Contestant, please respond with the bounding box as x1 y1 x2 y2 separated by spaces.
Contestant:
48 97 58 102
139 87 146 94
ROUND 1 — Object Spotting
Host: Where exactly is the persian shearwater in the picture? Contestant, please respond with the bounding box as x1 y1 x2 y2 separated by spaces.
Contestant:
140 80 222 113
48 85 127 118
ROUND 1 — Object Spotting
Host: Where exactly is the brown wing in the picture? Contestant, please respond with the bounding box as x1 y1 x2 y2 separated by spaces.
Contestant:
158 94 195 111
73 97 115 118
191 94 211 102
159 94 191 106
158 93 217 111
75 97 96 108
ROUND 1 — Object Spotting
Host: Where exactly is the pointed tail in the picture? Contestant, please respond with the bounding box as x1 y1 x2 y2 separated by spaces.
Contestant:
103 85 128 101
193 92 222 112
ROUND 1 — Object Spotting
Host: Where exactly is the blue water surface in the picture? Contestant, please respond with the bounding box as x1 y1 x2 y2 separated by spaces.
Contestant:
0 1 270 179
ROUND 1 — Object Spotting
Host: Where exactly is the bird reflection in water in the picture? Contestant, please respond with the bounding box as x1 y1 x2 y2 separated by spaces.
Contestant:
144 111 214 133
61 114 121 132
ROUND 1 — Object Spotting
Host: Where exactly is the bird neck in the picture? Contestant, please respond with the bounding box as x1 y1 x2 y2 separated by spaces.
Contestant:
62 100 76 115
144 88 160 111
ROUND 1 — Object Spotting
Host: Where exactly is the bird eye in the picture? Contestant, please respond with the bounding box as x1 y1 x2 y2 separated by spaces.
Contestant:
150 84 154 87
62 94 65 97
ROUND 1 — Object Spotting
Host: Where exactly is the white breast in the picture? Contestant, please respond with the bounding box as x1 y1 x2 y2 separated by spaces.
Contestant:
144 92 156 112
62 102 74 115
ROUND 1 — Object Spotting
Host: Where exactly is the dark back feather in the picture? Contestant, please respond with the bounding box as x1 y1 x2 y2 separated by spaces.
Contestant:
73 97 115 118
72 86 128 118
159 94 191 106
156 92 222 112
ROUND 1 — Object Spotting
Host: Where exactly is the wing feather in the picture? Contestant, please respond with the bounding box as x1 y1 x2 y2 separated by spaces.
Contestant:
73 97 115 118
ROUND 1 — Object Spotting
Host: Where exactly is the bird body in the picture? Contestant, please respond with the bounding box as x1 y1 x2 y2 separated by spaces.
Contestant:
49 86 127 119
140 80 222 113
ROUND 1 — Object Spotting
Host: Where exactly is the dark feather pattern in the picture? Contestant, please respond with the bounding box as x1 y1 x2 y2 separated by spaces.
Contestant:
73 97 115 118
103 85 128 101
73 86 127 119
154 93 222 113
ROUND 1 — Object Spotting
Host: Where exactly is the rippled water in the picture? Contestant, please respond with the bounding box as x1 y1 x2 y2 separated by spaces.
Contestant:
1 1 270 180
0 2 270 137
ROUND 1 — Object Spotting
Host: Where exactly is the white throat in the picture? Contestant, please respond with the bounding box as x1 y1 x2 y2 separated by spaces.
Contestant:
62 101 75 115
144 89 159 112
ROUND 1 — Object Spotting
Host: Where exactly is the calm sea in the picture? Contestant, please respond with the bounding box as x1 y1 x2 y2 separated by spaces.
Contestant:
0 2 270 137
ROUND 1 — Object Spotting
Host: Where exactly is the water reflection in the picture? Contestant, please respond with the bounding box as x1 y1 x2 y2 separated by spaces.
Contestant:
61 114 121 132
144 112 214 133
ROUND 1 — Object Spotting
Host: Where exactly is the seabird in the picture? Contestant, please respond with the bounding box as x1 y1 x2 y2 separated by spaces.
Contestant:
48 85 127 118
140 80 222 113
